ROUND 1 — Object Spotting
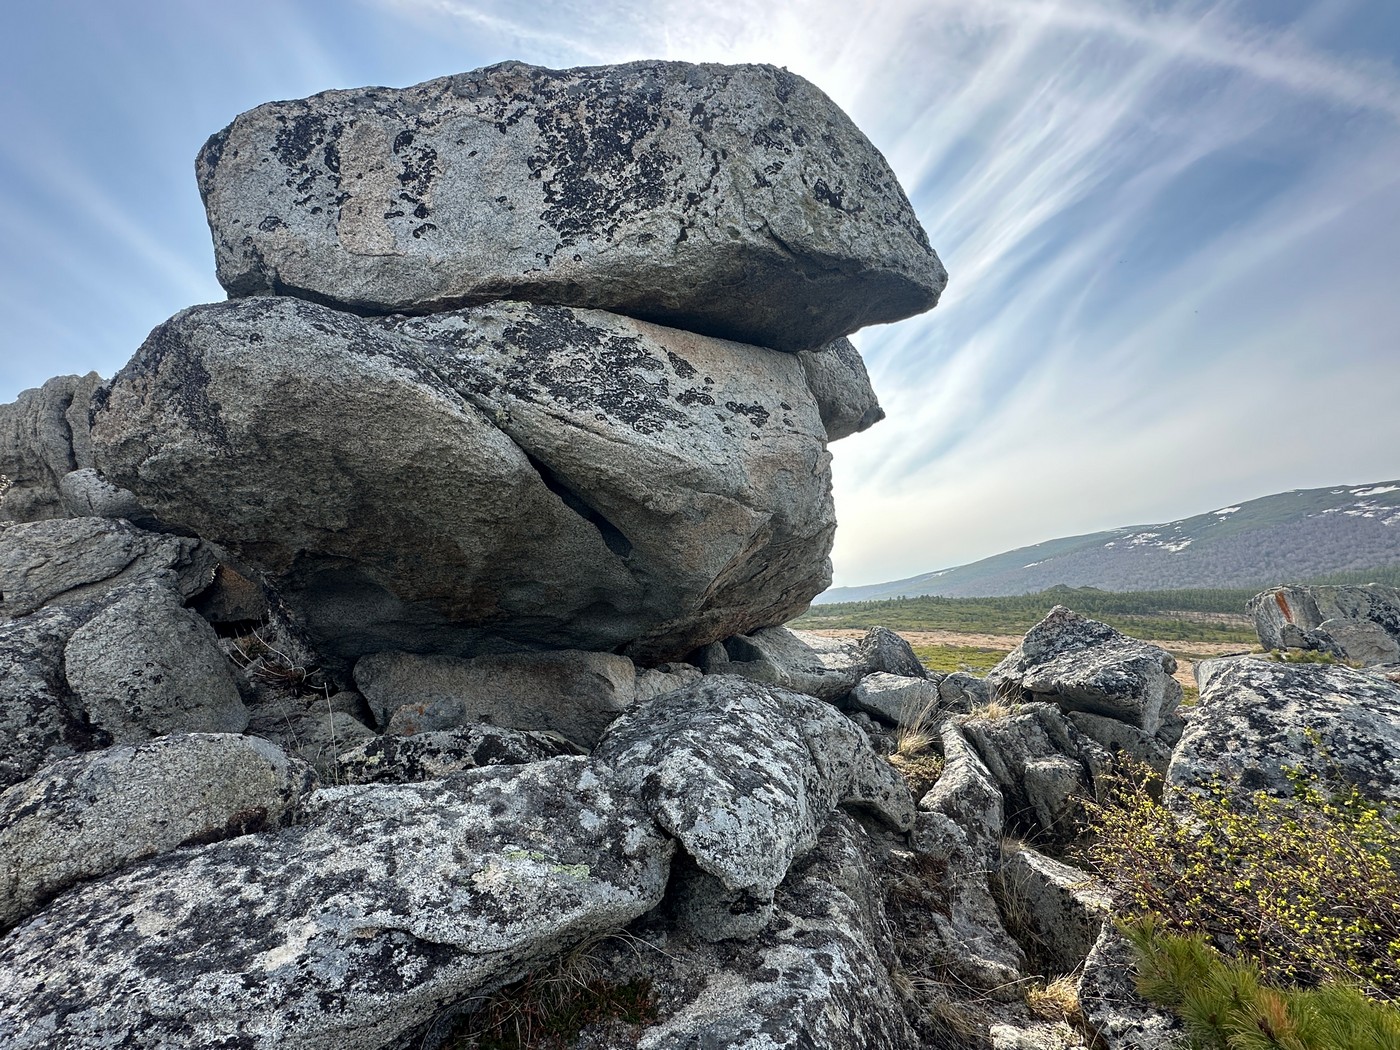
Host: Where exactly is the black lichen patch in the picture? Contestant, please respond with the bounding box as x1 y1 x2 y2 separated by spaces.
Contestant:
418 306 698 437
724 401 770 428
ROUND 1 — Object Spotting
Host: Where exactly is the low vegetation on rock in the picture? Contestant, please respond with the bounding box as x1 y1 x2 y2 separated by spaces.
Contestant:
1083 757 1400 1047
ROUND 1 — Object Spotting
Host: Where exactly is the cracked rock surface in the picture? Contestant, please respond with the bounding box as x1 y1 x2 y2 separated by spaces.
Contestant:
89 296 835 665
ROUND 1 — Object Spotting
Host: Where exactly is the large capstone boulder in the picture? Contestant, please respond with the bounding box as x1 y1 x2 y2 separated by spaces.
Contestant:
197 60 944 353
1171 656 1400 805
90 296 836 665
0 758 674 1050
0 374 102 523
1249 584 1400 666
0 733 316 929
987 606 1181 735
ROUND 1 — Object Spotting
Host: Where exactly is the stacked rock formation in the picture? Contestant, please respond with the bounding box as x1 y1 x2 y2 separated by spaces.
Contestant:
79 59 945 669
0 60 952 1050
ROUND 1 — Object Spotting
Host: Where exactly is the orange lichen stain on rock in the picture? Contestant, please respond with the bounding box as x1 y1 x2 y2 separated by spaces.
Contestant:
1274 591 1294 622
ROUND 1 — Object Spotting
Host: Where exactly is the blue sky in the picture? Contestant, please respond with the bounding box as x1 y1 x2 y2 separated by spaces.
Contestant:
4 0 1398 587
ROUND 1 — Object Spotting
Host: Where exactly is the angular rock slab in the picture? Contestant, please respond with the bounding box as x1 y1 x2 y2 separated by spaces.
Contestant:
592 677 913 898
1249 584 1400 666
333 725 578 785
0 733 316 929
90 296 835 664
0 758 673 1050
198 60 945 352
704 624 924 703
0 606 102 788
0 516 215 620
999 844 1111 977
797 338 885 441
1171 656 1400 805
1077 923 1188 1050
987 606 1181 735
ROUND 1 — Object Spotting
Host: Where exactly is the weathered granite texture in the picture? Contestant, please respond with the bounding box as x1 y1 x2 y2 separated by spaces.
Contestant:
198 60 944 352
89 296 836 665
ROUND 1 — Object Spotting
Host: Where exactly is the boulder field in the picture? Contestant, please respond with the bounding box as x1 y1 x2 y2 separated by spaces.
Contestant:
3 58 1397 1050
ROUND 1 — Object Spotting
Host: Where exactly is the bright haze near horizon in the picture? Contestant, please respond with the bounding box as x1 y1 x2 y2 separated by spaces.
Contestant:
3 0 1398 589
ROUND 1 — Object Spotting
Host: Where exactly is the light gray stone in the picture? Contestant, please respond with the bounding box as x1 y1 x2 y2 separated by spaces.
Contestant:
990 1023 1090 1050
592 677 913 900
0 374 102 523
797 338 885 441
0 758 674 1050
848 670 942 726
0 516 215 619
1171 656 1400 805
1066 710 1174 774
197 60 945 353
907 810 1026 995
57 468 151 522
63 584 248 744
560 814 921 1050
1249 584 1400 666
987 606 1181 734
91 296 835 665
0 733 315 929
939 670 990 714
712 624 922 703
357 649 646 748
999 843 1112 977
333 725 579 785
919 722 1004 858
961 702 1094 842
245 692 377 780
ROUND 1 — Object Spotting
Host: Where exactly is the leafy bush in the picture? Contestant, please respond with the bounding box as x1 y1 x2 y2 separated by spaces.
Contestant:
1124 920 1400 1049
1084 762 1400 998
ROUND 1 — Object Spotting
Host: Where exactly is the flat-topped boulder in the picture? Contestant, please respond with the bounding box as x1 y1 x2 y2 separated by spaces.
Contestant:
90 296 836 665
1171 656 1400 805
197 60 944 352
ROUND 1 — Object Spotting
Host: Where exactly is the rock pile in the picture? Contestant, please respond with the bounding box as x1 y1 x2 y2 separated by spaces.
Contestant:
5 57 1397 1050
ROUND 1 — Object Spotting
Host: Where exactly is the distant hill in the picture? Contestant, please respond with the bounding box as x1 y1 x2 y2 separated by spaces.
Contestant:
818 480 1400 602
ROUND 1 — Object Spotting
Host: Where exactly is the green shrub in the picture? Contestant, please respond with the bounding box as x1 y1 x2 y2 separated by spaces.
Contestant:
1124 920 1400 1049
1083 763 1400 997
